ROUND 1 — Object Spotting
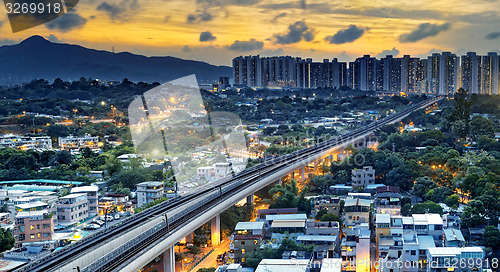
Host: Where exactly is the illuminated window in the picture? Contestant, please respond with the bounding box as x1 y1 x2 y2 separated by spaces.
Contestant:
254 240 258 244
30 234 35 239
37 233 41 238
30 225 35 230
241 249 245 254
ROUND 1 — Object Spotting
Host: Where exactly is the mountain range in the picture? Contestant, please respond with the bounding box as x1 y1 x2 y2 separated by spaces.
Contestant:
0 36 232 85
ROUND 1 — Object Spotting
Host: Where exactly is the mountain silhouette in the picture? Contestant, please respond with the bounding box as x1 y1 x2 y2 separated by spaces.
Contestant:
0 36 231 84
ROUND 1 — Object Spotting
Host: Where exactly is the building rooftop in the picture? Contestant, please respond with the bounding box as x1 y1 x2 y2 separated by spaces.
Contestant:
71 186 99 193
344 198 371 207
15 201 48 210
235 222 264 231
0 180 83 186
444 228 465 242
418 236 436 250
256 259 309 272
296 235 337 243
5 185 58 192
265 214 307 221
60 193 87 199
15 210 49 218
375 214 390 224
136 181 164 187
257 208 298 215
402 216 413 225
427 247 482 256
271 220 306 228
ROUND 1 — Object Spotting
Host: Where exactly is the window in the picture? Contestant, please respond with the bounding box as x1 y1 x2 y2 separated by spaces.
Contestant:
241 241 245 245
30 225 35 230
44 233 49 238
241 249 245 254
30 234 35 239
19 234 25 241
411 250 416 255
37 233 41 238
37 225 40 229
254 240 258 244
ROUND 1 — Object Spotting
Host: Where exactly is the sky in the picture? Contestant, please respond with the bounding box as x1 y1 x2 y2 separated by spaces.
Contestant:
0 0 500 65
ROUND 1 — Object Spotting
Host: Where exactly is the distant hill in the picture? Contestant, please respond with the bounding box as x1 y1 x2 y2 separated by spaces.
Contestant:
0 36 232 85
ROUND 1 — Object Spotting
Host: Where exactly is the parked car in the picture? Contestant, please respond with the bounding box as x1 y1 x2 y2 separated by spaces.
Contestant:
114 214 120 220
100 215 114 221
94 220 105 226
83 224 100 230
216 254 224 263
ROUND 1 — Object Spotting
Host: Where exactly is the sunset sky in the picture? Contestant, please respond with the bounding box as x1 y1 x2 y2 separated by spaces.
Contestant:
0 0 499 65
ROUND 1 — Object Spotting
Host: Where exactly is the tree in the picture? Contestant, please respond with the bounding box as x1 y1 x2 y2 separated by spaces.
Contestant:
483 226 500 248
444 194 460 208
269 180 299 209
0 229 15 252
475 195 500 226
320 213 341 223
412 176 437 199
410 201 443 215
461 200 486 227
402 203 412 216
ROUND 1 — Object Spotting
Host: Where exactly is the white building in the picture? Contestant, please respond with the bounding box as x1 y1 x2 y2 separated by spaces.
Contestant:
0 134 52 150
71 186 99 216
196 162 233 181
351 166 375 188
136 181 164 207
426 247 483 272
59 134 100 150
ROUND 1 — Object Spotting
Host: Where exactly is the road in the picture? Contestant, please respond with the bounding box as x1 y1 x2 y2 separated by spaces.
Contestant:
190 239 231 271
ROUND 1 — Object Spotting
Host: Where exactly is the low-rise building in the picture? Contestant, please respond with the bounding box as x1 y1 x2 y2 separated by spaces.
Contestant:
351 166 375 188
314 197 341 217
136 181 164 207
230 222 265 264
343 198 370 226
57 193 89 226
14 210 54 247
256 208 298 220
444 228 465 247
375 192 402 215
426 247 483 272
0 134 52 150
59 134 100 150
71 186 99 216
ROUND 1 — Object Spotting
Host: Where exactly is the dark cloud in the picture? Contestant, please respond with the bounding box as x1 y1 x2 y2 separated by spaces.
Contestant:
182 45 192 52
164 15 171 23
46 34 62 43
97 0 139 22
45 12 87 32
375 47 400 58
190 0 261 23
226 39 264 52
399 22 451 43
485 32 500 40
271 12 287 23
324 25 364 44
274 20 315 44
200 31 216 42
196 0 261 6
300 0 306 9
187 12 214 23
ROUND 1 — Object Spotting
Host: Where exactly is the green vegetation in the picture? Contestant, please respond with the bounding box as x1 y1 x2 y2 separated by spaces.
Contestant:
0 228 15 252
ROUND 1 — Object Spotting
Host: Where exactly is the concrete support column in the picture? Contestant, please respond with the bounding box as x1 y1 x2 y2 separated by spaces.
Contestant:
246 194 254 205
314 161 319 172
163 246 175 272
299 167 305 182
211 215 221 247
185 233 193 243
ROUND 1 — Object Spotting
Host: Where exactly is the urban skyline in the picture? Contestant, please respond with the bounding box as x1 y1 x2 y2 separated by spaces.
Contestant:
233 51 500 95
